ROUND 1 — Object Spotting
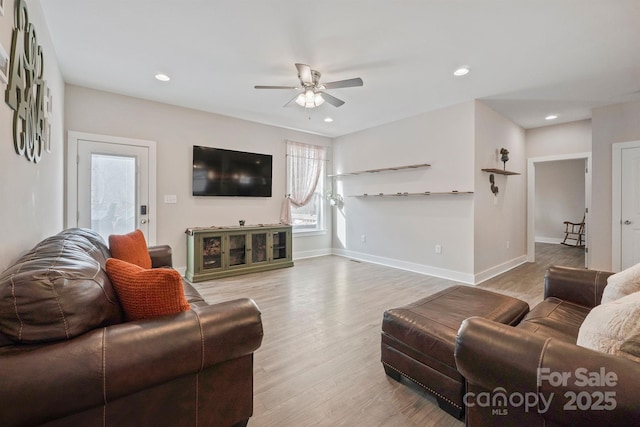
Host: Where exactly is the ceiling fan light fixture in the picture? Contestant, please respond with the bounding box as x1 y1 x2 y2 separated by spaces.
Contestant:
305 89 315 101
295 90 324 108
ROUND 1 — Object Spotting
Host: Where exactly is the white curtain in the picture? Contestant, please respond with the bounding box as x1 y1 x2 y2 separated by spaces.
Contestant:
280 141 327 225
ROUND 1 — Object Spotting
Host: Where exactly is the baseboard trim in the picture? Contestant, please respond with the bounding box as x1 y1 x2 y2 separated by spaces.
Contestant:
332 249 475 284
294 248 333 260
535 237 563 244
473 255 528 285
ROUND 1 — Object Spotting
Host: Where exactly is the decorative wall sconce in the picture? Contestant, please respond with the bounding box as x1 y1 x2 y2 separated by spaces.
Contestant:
4 0 51 163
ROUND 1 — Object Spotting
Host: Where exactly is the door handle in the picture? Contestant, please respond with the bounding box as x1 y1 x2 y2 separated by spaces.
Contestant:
140 219 148 224
624 220 632 225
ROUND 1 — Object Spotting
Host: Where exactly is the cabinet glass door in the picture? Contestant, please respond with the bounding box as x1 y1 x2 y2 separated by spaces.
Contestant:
252 232 268 264
228 234 247 267
272 231 288 260
202 235 222 270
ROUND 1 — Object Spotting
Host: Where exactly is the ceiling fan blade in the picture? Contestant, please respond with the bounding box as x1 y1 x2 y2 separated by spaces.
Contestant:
283 94 299 107
320 92 345 107
295 63 313 85
322 77 364 89
254 85 298 89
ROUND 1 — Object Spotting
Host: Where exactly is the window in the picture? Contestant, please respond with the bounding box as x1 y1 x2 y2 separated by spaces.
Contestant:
282 141 327 234
291 162 324 232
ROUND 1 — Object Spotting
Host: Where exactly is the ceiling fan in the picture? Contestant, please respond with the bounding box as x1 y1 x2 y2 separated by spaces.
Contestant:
255 63 363 108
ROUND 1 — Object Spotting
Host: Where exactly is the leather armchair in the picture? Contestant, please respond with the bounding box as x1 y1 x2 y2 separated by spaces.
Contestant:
455 266 640 427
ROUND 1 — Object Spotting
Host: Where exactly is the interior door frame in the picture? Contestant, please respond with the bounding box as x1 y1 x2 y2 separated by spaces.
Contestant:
66 131 157 245
527 152 591 267
612 140 640 271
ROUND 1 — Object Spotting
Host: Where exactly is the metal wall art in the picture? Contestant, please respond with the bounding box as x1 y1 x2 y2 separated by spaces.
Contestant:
4 0 51 163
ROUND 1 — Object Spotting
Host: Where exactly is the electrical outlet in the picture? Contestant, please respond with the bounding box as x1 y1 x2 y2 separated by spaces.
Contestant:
435 244 442 254
361 234 366 243
506 240 510 249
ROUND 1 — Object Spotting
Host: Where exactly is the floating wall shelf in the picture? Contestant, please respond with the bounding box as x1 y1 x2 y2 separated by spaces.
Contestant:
329 163 431 177
350 191 473 198
481 168 520 176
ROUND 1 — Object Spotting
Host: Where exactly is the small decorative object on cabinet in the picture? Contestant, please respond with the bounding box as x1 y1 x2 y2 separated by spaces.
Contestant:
186 224 293 282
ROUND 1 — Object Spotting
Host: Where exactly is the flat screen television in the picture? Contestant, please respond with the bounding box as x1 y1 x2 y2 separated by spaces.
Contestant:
192 146 273 197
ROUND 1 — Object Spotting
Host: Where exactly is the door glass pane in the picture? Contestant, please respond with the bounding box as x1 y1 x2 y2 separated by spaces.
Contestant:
229 235 246 266
202 236 222 270
252 233 267 263
273 231 287 260
90 154 136 243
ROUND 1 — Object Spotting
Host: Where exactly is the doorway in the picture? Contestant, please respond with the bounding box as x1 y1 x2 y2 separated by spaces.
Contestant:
527 152 591 267
66 131 157 245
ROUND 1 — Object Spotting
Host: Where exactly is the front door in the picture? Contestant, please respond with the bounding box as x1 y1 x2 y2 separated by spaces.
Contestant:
621 146 640 269
67 132 156 245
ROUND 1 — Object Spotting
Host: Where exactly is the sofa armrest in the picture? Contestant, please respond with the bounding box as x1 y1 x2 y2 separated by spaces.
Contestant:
148 244 173 268
0 298 263 427
455 317 640 426
544 265 613 308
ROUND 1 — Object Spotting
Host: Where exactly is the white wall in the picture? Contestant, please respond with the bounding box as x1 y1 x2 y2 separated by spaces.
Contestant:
333 101 476 282
64 85 333 269
0 0 65 270
535 160 585 243
591 100 640 270
526 119 591 158
473 101 527 281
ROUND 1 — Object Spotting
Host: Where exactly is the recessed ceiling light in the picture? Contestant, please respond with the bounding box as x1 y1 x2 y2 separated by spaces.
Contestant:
453 66 470 77
155 73 171 82
324 117 333 123
545 114 559 120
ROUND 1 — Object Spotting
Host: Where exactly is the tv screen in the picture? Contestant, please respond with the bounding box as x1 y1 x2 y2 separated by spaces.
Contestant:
192 146 273 197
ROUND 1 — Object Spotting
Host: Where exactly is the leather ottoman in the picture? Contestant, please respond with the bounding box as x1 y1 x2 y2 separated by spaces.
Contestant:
381 285 529 419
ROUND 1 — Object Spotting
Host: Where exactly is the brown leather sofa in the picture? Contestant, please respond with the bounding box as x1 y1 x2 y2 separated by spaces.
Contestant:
0 228 263 427
455 266 640 426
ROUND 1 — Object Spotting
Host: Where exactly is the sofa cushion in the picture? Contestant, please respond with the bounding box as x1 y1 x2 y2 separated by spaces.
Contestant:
601 262 640 304
577 291 640 363
105 258 190 321
108 229 152 269
516 297 591 343
0 229 123 343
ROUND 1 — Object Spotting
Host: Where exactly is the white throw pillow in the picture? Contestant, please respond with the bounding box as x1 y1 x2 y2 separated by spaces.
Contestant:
577 291 640 363
601 263 640 304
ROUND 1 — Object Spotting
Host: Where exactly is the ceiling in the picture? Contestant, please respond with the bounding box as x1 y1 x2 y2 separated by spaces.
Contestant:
40 0 640 138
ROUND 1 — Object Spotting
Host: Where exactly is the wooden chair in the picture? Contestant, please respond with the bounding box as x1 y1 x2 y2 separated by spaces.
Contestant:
561 214 585 247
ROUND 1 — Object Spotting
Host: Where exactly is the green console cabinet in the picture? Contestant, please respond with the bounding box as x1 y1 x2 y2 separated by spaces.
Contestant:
185 224 293 282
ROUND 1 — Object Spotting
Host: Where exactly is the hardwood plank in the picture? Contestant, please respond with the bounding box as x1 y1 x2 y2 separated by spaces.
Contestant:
193 243 584 426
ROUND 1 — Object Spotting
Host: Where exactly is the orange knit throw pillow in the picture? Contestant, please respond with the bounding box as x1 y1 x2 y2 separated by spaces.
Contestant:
105 258 191 321
109 229 152 269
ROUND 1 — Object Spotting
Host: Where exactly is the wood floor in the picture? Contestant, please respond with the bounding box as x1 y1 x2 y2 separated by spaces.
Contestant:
193 243 585 427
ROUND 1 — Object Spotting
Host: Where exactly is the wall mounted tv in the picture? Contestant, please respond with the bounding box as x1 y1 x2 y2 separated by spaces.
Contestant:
192 146 273 197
